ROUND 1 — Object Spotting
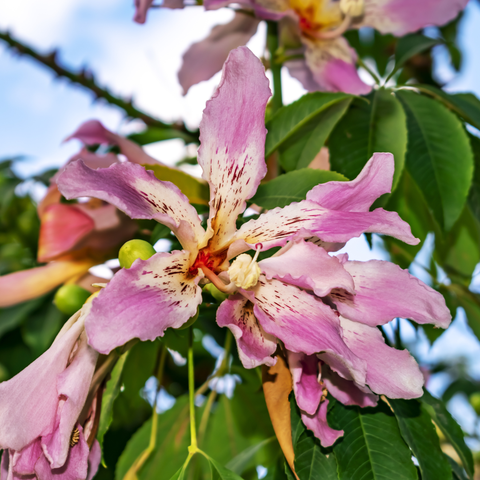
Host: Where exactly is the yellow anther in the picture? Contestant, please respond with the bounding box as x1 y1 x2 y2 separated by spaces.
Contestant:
339 0 364 17
228 247 262 290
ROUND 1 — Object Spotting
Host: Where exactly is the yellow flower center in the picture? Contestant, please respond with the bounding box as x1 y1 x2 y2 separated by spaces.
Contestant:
228 249 262 290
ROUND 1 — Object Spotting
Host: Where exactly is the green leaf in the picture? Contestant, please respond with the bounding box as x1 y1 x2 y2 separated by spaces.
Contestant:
445 455 469 480
145 164 209 205
278 98 353 171
97 352 129 451
388 34 439 80
396 90 474 230
115 396 190 480
421 390 474 479
467 133 480 223
416 85 480 131
389 398 452 480
329 399 417 480
295 432 338 480
265 92 353 163
251 169 347 210
225 437 277 475
0 295 46 339
207 455 244 480
329 89 407 190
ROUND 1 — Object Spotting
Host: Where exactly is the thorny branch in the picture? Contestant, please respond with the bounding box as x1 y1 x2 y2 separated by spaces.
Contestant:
0 30 195 137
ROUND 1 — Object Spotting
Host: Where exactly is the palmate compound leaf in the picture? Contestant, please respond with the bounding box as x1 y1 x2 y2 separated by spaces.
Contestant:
251 169 347 210
328 398 417 480
421 390 474 479
389 398 452 480
265 92 353 171
396 89 474 231
329 89 407 191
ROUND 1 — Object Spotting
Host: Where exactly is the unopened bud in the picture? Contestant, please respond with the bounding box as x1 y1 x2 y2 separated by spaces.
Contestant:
340 0 364 17
203 283 228 303
119 239 156 269
54 284 91 315
470 392 480 415
228 253 261 289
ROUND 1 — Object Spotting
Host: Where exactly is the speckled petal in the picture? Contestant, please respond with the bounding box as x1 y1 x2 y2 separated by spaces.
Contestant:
259 240 355 296
331 260 452 328
57 160 205 254
234 200 418 251
249 277 366 383
198 47 271 251
179 13 260 95
340 317 424 399
85 250 202 354
217 295 277 368
359 0 469 36
306 153 394 212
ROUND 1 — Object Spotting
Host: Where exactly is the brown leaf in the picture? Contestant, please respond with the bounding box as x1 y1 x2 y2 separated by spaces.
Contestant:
262 355 299 479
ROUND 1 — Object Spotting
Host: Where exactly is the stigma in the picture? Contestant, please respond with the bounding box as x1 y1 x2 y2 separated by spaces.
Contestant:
228 246 262 290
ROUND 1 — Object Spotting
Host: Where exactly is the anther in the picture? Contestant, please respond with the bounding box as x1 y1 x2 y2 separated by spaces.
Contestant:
70 427 80 448
228 245 262 290
339 0 364 17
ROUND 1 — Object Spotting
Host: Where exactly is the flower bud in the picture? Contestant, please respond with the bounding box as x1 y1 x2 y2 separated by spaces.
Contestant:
54 284 91 315
470 392 480 415
119 239 156 269
228 253 261 289
203 283 228 303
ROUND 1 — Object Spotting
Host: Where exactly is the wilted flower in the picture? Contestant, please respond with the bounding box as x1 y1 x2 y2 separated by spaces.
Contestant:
0 304 102 480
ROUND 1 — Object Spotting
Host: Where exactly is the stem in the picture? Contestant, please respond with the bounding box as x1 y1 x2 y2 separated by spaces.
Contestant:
267 21 283 113
188 327 198 450
123 345 167 480
0 30 196 138
357 57 381 85
198 389 218 446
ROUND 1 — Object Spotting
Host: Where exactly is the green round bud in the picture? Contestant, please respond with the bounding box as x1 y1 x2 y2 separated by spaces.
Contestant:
54 284 91 316
203 283 228 303
178 310 199 330
470 392 480 415
119 239 156 269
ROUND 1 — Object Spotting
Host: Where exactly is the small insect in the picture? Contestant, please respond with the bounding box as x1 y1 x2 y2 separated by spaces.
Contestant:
70 428 80 448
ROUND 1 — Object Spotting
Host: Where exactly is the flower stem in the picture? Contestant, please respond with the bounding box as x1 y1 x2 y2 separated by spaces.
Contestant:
267 21 283 113
188 327 198 450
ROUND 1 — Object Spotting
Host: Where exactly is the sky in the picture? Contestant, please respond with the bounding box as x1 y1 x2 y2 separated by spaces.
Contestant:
1 0 480 442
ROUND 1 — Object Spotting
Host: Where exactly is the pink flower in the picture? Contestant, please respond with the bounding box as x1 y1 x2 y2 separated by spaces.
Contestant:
0 306 101 480
0 122 142 308
56 47 421 358
171 0 469 94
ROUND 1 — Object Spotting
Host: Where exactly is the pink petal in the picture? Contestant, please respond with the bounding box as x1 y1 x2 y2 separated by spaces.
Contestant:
179 13 259 95
331 260 452 328
42 336 98 468
66 120 158 165
259 240 355 297
360 0 469 36
306 153 394 212
302 36 371 95
35 426 89 480
86 441 101 480
85 250 202 354
38 204 95 262
57 160 205 253
0 318 84 452
301 400 343 447
234 200 419 251
217 295 277 368
134 0 154 23
340 317 424 399
13 440 42 475
322 365 378 408
198 47 271 251
249 277 366 383
288 352 323 416
0 261 92 308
